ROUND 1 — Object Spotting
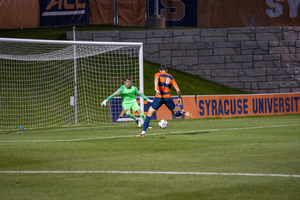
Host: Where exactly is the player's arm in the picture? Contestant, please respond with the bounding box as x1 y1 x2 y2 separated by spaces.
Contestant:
101 87 123 106
174 85 182 105
134 87 153 103
154 75 160 95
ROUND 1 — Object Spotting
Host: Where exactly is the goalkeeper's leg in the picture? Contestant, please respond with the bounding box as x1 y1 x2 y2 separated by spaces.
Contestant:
125 110 141 127
125 110 137 120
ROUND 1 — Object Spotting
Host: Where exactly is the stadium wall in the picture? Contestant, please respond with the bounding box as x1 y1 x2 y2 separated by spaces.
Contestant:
67 27 300 94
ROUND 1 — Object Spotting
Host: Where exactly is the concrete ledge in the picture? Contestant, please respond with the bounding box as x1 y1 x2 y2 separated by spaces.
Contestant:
147 15 165 29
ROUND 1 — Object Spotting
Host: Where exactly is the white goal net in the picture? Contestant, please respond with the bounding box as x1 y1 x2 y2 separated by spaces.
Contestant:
0 38 144 130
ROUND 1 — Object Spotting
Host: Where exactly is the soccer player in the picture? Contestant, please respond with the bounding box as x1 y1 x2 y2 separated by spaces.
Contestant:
101 76 153 128
137 65 192 137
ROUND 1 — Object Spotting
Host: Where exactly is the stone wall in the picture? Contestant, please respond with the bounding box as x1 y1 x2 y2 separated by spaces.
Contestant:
67 27 300 93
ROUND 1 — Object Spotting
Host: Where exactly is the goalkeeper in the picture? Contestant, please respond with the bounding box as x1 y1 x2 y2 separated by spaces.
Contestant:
101 76 153 128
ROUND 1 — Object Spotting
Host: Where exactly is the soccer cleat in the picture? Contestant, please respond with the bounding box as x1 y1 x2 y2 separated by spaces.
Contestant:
147 124 153 129
136 133 145 137
136 119 141 127
182 109 192 118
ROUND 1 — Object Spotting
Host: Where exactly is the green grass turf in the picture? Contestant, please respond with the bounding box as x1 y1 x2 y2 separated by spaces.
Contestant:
0 115 299 200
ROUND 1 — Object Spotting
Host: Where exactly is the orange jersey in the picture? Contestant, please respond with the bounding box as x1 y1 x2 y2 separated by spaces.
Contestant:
155 72 177 98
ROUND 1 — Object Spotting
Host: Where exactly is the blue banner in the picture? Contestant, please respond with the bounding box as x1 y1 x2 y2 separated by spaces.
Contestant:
149 0 197 27
109 97 154 123
109 96 185 123
40 0 89 27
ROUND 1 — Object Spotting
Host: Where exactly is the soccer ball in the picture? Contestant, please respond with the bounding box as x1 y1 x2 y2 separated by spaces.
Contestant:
159 119 168 129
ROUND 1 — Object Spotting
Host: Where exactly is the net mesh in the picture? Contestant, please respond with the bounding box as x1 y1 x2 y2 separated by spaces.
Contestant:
0 39 142 130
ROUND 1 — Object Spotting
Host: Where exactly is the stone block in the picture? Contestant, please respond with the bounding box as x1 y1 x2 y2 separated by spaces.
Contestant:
214 48 240 55
75 31 94 41
267 68 294 75
256 27 282 33
269 47 295 54
240 68 266 76
254 61 280 68
241 41 259 50
256 32 282 41
279 81 299 88
280 41 296 47
279 88 292 93
174 36 195 43
258 82 279 89
186 43 207 49
198 56 225 64
147 57 171 65
214 42 240 48
201 28 227 37
212 77 239 83
173 29 184 36
160 50 171 57
212 69 238 77
257 41 269 50
230 55 253 62
283 31 298 41
228 33 255 41
239 77 266 82
183 29 201 36
120 31 146 39
269 41 280 47
198 49 213 56
201 37 227 42
281 54 300 61
223 82 245 89
162 37 173 43
175 65 189 70
182 57 198 66
187 50 198 57
196 64 225 70
144 44 159 53
253 55 280 61
147 37 164 44
147 30 173 37
160 44 180 50
187 69 211 76
171 57 183 66
273 75 295 81
172 50 186 57
228 27 255 34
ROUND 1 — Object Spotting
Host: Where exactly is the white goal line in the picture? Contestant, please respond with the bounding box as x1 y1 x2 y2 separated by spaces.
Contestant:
0 171 299 178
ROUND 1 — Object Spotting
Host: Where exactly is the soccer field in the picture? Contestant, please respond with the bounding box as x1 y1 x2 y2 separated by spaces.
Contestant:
0 115 299 200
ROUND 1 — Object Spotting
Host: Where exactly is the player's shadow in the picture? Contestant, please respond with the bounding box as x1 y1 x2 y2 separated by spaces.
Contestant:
158 131 210 138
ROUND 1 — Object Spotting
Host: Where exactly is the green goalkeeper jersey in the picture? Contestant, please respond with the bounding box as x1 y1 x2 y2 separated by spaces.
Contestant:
106 85 148 103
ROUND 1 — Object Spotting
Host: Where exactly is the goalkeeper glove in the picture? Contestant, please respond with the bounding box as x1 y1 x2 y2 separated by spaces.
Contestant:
101 99 108 107
148 99 153 103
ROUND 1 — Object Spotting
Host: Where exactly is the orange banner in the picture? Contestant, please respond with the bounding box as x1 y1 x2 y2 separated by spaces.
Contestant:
90 0 114 25
197 93 300 118
0 0 40 29
155 95 199 120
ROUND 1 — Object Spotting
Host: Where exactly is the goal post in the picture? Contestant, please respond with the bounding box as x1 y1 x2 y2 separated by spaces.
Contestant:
0 37 144 130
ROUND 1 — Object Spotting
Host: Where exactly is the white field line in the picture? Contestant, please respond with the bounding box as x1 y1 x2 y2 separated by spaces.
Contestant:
6 124 128 134
0 124 299 143
0 170 299 178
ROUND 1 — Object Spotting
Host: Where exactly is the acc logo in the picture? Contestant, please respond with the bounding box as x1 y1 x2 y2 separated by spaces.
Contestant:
42 0 86 16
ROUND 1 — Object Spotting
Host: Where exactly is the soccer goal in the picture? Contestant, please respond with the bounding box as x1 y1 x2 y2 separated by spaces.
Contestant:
0 37 144 130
